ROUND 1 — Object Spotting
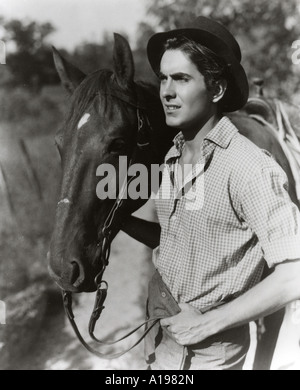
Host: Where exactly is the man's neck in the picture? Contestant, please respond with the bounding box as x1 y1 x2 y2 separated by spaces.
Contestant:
181 114 222 155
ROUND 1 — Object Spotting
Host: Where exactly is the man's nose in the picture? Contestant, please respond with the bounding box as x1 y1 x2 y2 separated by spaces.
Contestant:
161 79 176 99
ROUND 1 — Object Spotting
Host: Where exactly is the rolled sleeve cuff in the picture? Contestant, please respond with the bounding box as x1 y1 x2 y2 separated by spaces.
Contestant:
263 235 300 267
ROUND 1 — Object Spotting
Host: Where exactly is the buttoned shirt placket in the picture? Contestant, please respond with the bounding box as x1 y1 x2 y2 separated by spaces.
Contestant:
166 139 217 214
161 138 217 293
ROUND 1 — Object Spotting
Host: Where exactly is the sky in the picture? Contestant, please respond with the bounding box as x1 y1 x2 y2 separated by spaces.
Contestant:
0 0 147 50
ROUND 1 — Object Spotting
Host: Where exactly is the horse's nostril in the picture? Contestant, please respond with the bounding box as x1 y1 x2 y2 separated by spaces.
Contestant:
70 261 80 284
71 261 85 288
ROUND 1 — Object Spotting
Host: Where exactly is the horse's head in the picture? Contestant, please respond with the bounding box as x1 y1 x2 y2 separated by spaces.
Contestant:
48 34 171 293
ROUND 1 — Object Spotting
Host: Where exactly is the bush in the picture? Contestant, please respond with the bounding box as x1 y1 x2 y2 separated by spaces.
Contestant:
0 86 65 298
0 86 67 137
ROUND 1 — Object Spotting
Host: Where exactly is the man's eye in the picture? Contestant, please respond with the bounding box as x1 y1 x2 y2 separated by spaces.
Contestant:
176 77 189 83
158 73 167 81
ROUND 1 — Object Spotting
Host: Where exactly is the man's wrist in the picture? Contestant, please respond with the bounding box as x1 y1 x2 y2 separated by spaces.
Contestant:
204 307 228 337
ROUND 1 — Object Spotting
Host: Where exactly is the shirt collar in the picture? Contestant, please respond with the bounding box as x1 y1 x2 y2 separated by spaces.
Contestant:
165 116 238 164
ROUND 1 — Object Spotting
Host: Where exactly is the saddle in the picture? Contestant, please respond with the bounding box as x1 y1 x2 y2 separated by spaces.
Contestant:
243 78 277 125
243 78 300 203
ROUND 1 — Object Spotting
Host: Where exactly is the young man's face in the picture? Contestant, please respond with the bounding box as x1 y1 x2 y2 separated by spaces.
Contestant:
159 49 215 132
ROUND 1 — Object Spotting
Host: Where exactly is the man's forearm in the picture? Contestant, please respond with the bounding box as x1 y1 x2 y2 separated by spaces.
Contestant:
161 259 300 346
120 215 161 249
210 260 300 336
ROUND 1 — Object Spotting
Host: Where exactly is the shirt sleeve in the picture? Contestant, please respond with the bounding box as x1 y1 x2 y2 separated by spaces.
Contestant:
239 162 300 268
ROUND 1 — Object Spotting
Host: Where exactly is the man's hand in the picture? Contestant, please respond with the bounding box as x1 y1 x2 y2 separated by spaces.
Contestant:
160 303 213 346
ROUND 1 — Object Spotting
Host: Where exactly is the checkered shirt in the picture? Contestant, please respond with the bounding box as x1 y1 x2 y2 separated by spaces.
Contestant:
153 116 300 310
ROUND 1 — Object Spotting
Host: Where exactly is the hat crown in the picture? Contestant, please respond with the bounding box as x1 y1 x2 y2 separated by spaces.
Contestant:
189 16 241 62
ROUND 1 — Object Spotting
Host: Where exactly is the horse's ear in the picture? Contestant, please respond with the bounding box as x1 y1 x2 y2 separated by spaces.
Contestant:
113 33 134 89
52 46 86 94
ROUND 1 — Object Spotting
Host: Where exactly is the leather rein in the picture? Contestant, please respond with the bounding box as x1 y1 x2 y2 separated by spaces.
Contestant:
62 88 161 359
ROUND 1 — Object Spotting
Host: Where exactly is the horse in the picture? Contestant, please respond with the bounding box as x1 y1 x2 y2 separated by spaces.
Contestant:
48 33 298 368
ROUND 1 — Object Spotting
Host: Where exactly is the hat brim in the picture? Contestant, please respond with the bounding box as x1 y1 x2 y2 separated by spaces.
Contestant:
147 28 249 112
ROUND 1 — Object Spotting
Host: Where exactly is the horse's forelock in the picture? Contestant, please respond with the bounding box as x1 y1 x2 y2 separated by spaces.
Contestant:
66 69 114 130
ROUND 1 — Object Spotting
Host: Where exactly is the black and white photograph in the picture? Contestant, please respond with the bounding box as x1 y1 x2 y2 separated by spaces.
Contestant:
0 0 300 372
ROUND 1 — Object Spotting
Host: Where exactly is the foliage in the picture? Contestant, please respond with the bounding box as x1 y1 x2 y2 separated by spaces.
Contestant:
0 86 67 135
0 86 65 298
70 33 118 74
4 20 54 53
1 19 59 90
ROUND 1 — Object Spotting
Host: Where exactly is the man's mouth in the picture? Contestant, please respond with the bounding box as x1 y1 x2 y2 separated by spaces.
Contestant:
165 105 181 112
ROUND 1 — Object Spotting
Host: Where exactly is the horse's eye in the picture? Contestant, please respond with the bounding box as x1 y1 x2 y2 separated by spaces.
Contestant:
108 138 126 155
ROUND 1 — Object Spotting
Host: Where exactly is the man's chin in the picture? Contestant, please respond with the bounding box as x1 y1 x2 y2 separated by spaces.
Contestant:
165 118 182 129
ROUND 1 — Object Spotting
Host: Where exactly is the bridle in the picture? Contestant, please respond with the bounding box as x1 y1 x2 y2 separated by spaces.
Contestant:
61 86 161 359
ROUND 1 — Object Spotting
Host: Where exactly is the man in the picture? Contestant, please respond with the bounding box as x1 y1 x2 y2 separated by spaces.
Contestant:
121 16 300 370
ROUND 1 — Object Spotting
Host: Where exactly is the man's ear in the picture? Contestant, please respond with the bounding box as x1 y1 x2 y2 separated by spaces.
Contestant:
212 80 227 103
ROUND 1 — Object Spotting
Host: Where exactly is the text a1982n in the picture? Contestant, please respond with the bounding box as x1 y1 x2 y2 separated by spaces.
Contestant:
146 374 194 385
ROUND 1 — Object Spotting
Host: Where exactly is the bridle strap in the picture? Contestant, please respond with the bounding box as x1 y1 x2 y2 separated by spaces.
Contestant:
63 291 161 359
103 91 146 110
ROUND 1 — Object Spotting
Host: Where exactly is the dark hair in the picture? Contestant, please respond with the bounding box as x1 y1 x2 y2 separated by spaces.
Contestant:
162 35 229 97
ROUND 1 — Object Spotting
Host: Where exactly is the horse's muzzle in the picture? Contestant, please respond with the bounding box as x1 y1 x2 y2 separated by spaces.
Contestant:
47 255 97 293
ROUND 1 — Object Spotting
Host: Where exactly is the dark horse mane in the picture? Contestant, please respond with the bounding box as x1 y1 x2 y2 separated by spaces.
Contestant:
65 69 114 130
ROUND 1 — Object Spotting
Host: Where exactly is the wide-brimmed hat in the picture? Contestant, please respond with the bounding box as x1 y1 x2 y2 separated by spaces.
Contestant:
147 16 249 112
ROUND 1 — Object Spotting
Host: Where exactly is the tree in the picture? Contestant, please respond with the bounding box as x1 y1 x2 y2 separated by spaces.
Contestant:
70 33 117 74
137 0 300 99
4 20 55 53
2 19 59 90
